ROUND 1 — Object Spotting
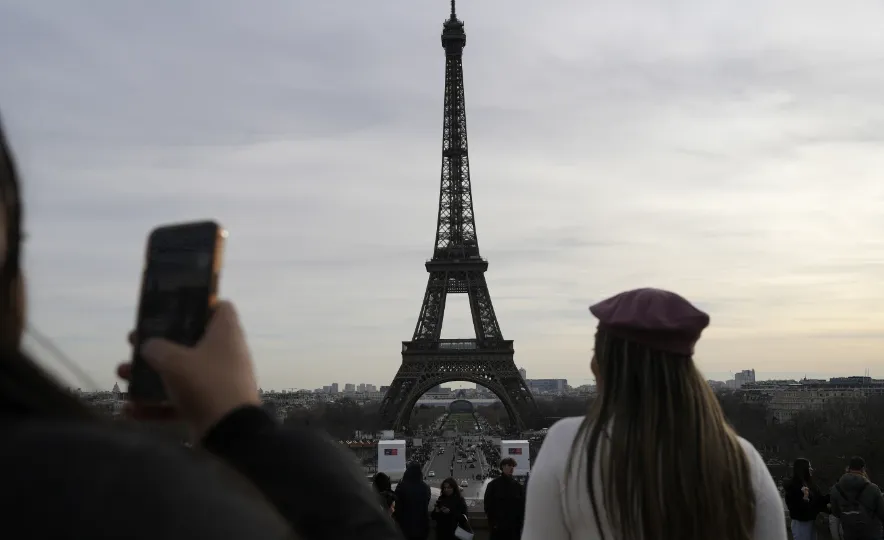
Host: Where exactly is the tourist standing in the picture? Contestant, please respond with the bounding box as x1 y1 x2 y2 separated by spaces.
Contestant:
829 456 884 540
521 288 786 540
483 457 525 540
394 462 432 540
785 458 829 540
432 477 469 540
373 472 396 514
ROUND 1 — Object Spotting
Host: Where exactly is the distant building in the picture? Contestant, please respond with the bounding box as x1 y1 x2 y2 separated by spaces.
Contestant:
735 369 755 388
708 380 727 391
330 383 339 394
741 376 884 422
725 369 756 390
830 376 873 385
424 385 452 398
518 367 527 380
571 384 595 396
526 379 568 395
344 383 356 393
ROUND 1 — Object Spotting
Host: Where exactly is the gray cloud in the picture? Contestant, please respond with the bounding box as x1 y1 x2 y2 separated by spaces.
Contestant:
2 0 884 390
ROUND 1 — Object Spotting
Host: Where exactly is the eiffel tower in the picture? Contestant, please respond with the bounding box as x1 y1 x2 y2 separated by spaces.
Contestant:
379 1 538 432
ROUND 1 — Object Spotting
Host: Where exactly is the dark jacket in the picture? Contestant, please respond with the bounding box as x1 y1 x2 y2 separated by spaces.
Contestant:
373 472 395 510
2 406 401 540
483 474 525 534
830 472 884 539
432 494 468 540
394 463 431 540
785 477 829 522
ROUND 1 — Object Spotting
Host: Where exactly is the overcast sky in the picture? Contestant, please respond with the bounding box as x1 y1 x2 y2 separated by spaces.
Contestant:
1 0 883 392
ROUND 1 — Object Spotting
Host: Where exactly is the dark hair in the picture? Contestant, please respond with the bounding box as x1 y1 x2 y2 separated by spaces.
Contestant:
372 472 392 494
792 458 812 483
499 457 516 469
568 331 755 540
849 456 866 471
0 117 93 419
402 461 423 483
440 477 462 498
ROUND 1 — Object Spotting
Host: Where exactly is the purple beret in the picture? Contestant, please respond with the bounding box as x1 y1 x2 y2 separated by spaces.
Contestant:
589 288 710 356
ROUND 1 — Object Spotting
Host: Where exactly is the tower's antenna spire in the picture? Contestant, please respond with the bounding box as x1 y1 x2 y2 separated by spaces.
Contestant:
450 0 456 18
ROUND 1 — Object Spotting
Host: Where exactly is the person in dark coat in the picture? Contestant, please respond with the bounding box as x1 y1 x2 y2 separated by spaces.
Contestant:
0 118 400 540
394 462 432 540
483 457 525 540
432 477 469 540
830 456 884 540
785 458 829 540
373 472 396 512
381 491 398 518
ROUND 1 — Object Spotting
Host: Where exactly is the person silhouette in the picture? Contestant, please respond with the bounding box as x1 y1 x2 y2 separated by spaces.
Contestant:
0 116 400 540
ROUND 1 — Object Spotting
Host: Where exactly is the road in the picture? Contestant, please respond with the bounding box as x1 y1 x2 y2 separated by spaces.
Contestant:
425 440 485 498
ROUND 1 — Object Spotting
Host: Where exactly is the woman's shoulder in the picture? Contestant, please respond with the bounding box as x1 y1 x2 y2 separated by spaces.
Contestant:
734 436 764 462
546 416 585 444
734 436 784 501
5 419 215 479
2 419 293 539
781 477 801 495
734 436 771 477
734 437 768 476
4 419 191 468
534 416 586 469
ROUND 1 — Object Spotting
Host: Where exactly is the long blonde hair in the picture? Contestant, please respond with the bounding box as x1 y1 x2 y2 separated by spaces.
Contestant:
568 331 755 540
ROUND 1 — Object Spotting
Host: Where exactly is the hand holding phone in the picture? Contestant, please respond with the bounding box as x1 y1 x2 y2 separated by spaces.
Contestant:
128 221 226 403
120 300 261 438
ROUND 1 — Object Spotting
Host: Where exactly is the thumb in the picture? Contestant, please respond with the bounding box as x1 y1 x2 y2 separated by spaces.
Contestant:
141 338 191 374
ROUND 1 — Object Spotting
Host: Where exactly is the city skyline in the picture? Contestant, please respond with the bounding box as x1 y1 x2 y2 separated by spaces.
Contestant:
77 369 882 394
2 1 884 391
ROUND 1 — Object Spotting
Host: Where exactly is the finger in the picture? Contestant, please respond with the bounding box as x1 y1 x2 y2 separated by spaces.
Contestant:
141 338 190 372
117 362 132 381
127 331 136 346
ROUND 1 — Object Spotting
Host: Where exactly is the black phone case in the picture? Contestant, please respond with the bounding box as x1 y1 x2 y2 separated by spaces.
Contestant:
128 220 223 402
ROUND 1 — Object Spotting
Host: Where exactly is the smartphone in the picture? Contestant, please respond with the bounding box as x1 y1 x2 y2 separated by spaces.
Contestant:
128 220 227 402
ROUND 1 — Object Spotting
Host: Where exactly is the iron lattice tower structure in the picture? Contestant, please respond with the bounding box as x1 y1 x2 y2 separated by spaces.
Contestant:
379 1 538 432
